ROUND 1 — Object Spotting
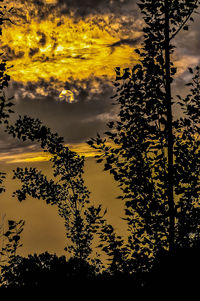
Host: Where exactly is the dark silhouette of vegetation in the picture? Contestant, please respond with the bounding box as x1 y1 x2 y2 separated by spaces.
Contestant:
0 251 149 293
0 0 200 291
145 244 200 290
88 0 200 277
0 219 25 285
0 219 24 262
0 252 97 288
7 116 108 265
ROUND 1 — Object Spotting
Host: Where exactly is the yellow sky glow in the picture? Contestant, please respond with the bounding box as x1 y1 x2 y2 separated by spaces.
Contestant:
0 143 99 164
1 15 140 84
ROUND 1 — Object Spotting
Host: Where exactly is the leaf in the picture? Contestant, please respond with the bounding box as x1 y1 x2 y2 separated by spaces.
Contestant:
188 67 193 74
4 231 11 237
171 67 177 75
96 158 103 163
13 235 20 242
135 49 141 55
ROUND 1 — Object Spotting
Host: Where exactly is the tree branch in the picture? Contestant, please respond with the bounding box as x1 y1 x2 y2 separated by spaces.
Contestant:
170 0 198 40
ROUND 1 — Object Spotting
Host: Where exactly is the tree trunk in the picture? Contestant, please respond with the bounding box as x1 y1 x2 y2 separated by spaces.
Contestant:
164 0 175 253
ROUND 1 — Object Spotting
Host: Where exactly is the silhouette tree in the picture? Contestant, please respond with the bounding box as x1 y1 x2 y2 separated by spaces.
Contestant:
1 0 200 287
88 0 200 272
7 116 107 264
174 67 200 248
0 0 126 287
0 0 111 278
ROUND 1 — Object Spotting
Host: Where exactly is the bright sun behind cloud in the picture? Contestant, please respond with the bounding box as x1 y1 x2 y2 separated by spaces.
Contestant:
59 89 74 102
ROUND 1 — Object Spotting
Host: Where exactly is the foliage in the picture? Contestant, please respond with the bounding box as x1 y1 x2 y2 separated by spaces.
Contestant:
146 244 200 290
0 0 200 286
88 0 200 272
0 219 24 286
0 0 107 275
0 219 24 261
0 252 97 288
174 67 200 247
0 250 150 290
7 116 106 261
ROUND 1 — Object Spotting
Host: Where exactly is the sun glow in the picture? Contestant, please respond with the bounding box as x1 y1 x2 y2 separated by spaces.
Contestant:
59 89 74 102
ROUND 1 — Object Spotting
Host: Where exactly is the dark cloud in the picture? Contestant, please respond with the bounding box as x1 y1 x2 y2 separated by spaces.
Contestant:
11 0 55 23
110 37 141 48
37 31 47 47
2 45 25 61
0 80 116 157
29 47 39 57
11 76 113 100
12 0 139 22
3 0 199 156
109 36 142 53
8 77 116 145
0 123 41 156
56 0 138 17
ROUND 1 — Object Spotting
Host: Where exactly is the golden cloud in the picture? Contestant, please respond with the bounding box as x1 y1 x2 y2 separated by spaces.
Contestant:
1 0 196 89
0 143 99 163
1 5 141 87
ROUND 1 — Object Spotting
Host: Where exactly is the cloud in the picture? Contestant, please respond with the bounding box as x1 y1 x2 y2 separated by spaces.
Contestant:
10 76 114 101
0 127 46 163
6 0 139 24
0 146 98 164
6 75 117 147
56 0 138 17
29 48 40 57
108 36 142 54
0 150 51 164
2 10 141 84
1 0 199 162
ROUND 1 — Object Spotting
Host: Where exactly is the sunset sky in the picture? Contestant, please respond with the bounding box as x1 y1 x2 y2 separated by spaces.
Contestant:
0 0 200 257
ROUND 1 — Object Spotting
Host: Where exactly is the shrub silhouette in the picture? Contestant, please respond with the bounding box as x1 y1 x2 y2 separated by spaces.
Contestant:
146 244 200 290
1 252 99 288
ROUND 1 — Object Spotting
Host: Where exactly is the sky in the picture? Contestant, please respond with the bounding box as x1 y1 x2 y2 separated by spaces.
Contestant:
0 0 200 257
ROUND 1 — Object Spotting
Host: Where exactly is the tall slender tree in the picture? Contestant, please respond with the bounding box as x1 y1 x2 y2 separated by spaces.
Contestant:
88 0 200 269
